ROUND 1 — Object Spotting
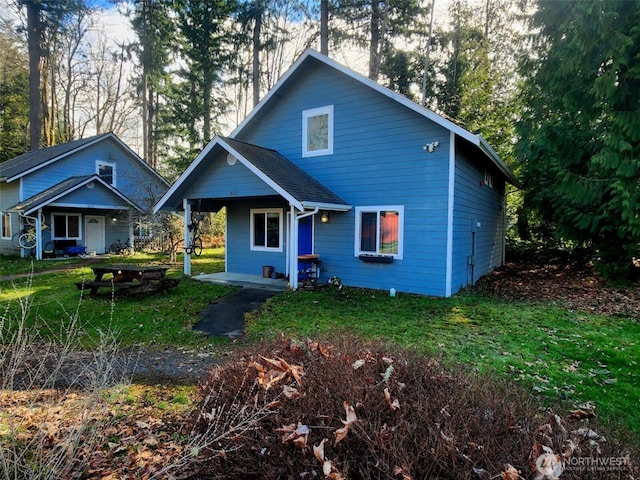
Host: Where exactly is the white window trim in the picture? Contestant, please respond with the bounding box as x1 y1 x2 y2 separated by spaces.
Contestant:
354 205 404 259
52 212 82 240
1 212 11 239
250 208 283 252
302 105 334 157
96 160 116 187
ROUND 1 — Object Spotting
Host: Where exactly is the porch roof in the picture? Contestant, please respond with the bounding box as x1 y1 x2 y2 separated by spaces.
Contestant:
154 136 351 213
8 175 141 216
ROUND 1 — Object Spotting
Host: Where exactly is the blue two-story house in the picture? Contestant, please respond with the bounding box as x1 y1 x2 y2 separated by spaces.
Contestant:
0 133 169 259
155 50 517 297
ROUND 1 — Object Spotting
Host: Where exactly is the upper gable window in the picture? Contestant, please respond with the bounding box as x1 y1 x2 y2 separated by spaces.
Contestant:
97 161 116 186
302 105 333 157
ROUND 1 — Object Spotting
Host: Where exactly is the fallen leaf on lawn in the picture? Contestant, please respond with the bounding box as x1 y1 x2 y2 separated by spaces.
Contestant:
566 409 595 422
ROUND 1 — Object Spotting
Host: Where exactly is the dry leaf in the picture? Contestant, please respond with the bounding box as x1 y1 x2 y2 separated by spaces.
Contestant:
384 388 400 410
501 464 521 480
282 385 301 399
313 438 327 463
352 359 366 370
334 402 357 446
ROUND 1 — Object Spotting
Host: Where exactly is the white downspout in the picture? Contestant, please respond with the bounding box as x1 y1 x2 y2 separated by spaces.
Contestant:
183 199 191 276
35 209 43 260
290 206 319 290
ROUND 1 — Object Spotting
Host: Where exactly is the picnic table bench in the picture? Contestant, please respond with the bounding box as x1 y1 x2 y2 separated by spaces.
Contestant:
76 264 179 296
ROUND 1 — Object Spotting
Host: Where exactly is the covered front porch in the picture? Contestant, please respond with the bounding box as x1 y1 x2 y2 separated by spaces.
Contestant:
192 272 288 292
155 136 351 291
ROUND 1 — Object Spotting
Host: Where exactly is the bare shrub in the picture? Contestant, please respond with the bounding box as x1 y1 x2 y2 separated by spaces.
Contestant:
189 334 638 479
0 277 131 479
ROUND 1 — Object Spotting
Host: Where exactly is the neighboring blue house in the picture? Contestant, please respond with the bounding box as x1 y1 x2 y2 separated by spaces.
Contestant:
0 133 169 259
155 50 517 297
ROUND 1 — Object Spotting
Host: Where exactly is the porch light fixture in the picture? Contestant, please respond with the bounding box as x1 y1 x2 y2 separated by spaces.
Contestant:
111 217 117 222
422 141 439 153
320 211 330 223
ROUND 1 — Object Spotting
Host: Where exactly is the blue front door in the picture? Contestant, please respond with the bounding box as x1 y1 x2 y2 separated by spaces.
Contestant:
298 216 313 255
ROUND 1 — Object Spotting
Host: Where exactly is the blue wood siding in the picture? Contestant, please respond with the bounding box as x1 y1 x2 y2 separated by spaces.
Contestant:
226 199 289 276
51 183 129 208
451 141 506 293
187 150 278 199
22 139 166 210
234 62 452 296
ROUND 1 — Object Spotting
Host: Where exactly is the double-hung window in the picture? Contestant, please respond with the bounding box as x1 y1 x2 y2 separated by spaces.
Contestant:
355 206 404 258
53 213 81 239
1 212 11 239
302 105 333 157
251 208 283 252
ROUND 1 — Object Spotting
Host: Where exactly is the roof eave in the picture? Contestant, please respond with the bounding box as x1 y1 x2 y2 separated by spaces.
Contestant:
11 175 142 215
301 201 352 211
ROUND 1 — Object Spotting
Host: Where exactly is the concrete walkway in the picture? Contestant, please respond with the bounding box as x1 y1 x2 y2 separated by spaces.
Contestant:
192 272 288 292
191 272 287 339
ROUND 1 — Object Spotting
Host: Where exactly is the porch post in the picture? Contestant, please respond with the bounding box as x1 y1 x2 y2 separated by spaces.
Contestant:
128 210 135 254
183 199 191 276
35 208 43 260
290 205 298 290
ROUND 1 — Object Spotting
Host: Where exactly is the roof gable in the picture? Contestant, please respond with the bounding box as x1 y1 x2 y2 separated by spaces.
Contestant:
0 133 168 186
232 49 517 186
7 174 142 215
154 136 349 212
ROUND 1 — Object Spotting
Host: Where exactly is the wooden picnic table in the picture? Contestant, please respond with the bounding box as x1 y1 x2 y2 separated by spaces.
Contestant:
75 264 179 296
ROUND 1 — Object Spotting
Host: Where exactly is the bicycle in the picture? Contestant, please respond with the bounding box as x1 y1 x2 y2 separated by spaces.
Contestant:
108 238 132 255
184 210 204 256
12 214 48 250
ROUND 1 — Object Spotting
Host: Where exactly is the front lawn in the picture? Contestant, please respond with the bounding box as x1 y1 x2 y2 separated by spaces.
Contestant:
1 249 638 442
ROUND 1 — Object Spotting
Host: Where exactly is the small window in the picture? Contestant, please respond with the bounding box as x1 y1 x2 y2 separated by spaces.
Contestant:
96 161 116 186
250 208 283 252
355 206 404 258
53 213 81 239
302 105 333 157
1 212 11 239
483 170 494 188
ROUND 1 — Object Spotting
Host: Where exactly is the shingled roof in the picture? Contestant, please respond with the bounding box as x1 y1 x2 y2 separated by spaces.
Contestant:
7 175 141 216
154 136 350 213
220 137 347 208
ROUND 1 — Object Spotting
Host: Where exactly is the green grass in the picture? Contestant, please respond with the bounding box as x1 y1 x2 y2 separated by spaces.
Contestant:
0 249 234 348
245 286 640 438
1 249 639 440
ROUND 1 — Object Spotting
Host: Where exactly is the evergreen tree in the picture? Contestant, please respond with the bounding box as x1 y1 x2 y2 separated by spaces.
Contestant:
517 0 640 276
0 24 29 161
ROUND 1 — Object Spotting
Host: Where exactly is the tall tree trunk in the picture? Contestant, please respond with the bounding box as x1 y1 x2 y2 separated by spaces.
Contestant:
252 0 262 107
368 0 389 81
320 0 328 55
203 71 212 142
26 0 41 150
